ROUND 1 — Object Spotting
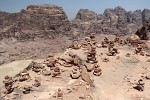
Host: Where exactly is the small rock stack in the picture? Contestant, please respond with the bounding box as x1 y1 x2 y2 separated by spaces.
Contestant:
85 34 97 64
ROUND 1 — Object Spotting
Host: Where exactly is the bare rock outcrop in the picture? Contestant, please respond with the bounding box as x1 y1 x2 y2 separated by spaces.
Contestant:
132 10 143 25
75 9 97 22
142 9 150 22
135 18 150 40
72 6 150 36
0 4 71 41
114 6 127 31
71 9 97 36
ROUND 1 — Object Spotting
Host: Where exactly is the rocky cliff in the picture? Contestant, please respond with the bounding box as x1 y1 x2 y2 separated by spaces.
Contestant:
135 18 150 40
0 4 71 41
72 6 150 36
0 5 150 40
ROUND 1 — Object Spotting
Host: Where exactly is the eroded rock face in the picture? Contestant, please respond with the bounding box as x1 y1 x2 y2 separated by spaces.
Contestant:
132 10 143 25
104 8 114 18
72 6 150 36
142 9 150 22
72 9 97 36
75 9 97 22
135 18 150 40
1 5 150 40
0 4 71 41
114 6 127 29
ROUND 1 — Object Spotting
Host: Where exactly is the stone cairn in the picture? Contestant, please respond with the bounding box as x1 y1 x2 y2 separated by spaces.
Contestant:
86 33 97 64
57 88 63 100
114 34 126 46
100 36 119 56
134 44 145 56
114 33 120 43
2 76 14 94
70 40 81 50
86 46 97 64
107 41 118 56
93 64 102 76
32 77 41 87
31 61 45 73
133 79 145 91
18 69 30 82
70 66 81 79
101 37 109 48
52 67 61 77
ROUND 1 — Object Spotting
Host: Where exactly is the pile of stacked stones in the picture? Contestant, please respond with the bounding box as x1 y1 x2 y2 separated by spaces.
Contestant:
0 55 63 98
84 34 102 76
81 37 91 50
71 33 102 77
134 44 145 56
70 40 81 50
114 34 126 46
2 76 14 94
18 69 30 82
70 66 81 79
84 33 97 64
81 33 102 76
101 37 109 48
107 41 117 56
93 64 102 76
101 36 119 56
133 79 145 91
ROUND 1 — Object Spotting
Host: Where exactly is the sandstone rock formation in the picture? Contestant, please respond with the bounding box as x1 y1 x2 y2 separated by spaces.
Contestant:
71 9 97 37
142 9 150 22
72 6 150 36
0 4 71 41
0 5 150 41
135 18 150 40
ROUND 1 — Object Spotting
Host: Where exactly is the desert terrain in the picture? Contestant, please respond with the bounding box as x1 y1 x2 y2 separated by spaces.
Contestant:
0 4 150 100
0 34 150 100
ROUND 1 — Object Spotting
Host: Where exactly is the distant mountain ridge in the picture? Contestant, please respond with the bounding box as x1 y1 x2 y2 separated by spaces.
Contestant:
72 6 150 36
0 5 150 40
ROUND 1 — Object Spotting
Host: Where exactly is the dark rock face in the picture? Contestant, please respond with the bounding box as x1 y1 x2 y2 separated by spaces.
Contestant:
132 10 143 25
127 11 133 23
114 6 128 34
0 4 70 41
72 6 150 36
71 9 97 36
75 9 97 22
103 8 114 17
142 9 150 22
135 18 150 40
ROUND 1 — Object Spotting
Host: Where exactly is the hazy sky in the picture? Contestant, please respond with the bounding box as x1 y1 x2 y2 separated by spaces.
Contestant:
0 0 150 20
